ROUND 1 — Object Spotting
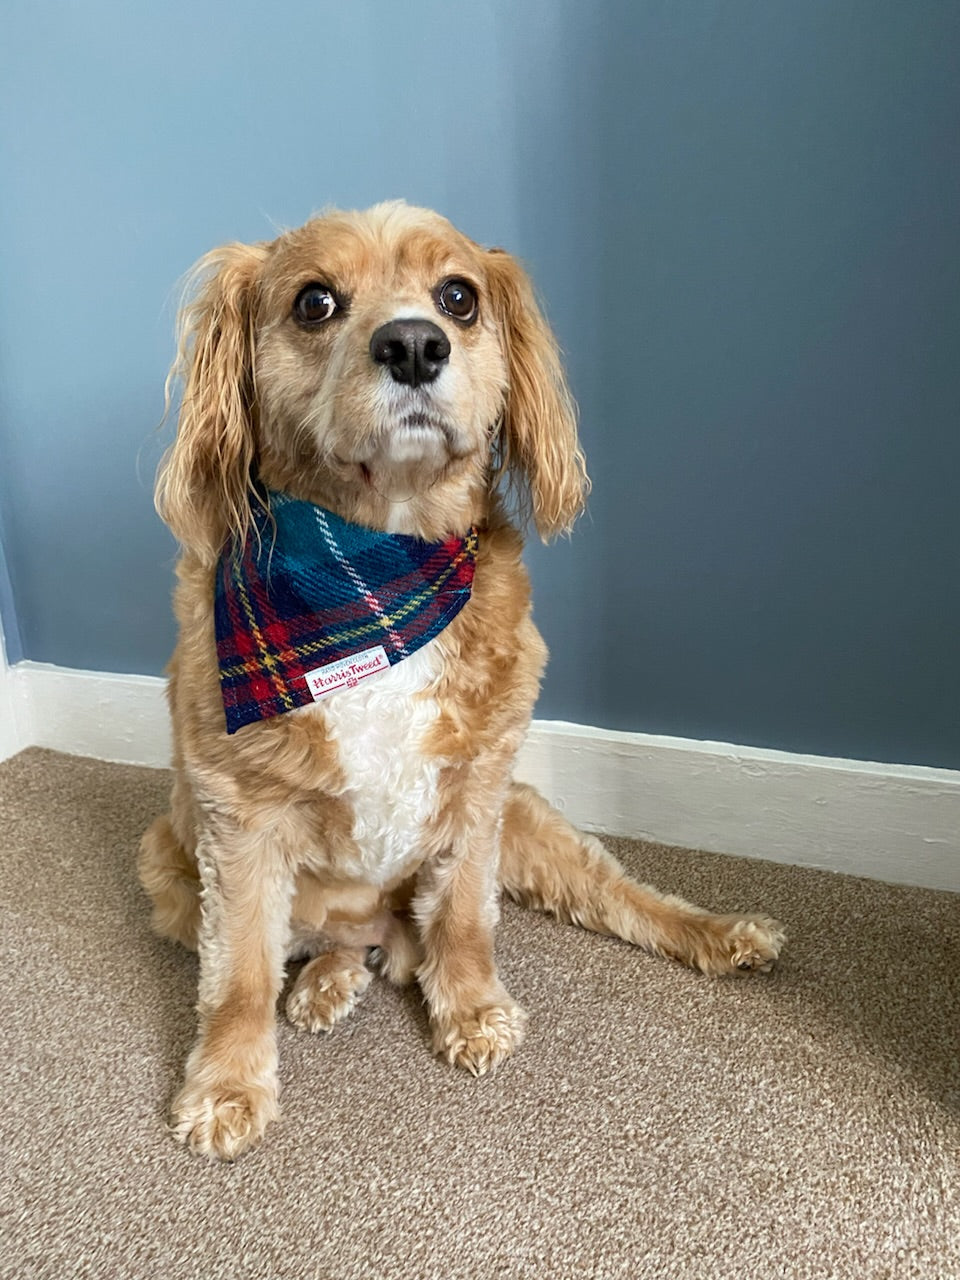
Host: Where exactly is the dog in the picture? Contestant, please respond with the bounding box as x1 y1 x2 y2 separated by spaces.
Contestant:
139 200 784 1161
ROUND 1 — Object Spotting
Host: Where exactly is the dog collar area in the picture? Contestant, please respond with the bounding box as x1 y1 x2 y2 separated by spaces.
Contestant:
214 491 478 733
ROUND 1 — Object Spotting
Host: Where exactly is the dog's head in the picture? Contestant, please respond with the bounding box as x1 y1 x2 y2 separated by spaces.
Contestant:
158 201 588 561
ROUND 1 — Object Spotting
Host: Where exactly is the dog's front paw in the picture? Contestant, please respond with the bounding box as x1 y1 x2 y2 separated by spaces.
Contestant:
171 1080 278 1161
433 999 528 1077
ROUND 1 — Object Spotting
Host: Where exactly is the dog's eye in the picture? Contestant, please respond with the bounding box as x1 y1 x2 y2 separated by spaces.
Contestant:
293 284 339 326
435 278 478 324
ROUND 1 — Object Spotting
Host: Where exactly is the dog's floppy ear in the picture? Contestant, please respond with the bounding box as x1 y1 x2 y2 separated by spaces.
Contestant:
485 248 589 539
156 241 269 564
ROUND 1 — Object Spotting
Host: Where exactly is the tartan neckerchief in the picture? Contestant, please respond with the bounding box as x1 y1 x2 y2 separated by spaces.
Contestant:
214 490 478 734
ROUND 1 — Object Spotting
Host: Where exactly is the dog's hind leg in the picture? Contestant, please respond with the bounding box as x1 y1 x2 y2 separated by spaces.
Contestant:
285 947 372 1033
138 814 202 951
138 761 206 950
499 783 784 977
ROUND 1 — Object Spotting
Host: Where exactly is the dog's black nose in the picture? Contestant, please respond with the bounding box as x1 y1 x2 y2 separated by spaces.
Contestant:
370 319 451 387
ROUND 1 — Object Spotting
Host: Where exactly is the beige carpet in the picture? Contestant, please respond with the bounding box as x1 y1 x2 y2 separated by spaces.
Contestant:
1 747 957 1280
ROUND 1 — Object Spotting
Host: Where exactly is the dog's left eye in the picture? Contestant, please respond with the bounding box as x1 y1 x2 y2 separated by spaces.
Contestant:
293 284 340 326
435 278 478 324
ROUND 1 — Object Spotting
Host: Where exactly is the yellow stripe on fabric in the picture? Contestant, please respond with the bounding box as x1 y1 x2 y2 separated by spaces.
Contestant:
234 568 296 711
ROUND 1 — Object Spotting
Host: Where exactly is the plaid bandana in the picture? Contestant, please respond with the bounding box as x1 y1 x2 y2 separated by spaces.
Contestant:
215 490 478 734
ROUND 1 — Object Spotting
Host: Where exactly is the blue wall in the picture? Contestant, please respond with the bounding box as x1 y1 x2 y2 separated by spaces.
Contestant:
2 1 958 768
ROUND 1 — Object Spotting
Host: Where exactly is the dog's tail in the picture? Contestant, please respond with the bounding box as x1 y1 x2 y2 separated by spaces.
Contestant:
498 783 784 976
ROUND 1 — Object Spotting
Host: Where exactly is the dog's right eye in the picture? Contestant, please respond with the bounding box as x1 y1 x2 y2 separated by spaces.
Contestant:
293 284 339 326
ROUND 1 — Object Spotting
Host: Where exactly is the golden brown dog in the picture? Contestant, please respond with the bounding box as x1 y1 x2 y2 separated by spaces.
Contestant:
139 201 784 1160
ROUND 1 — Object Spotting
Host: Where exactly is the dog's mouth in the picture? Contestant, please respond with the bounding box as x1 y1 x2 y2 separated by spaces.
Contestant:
395 411 456 443
324 384 478 479
370 404 474 464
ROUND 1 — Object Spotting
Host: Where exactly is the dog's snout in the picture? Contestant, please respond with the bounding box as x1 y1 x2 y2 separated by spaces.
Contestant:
370 319 451 387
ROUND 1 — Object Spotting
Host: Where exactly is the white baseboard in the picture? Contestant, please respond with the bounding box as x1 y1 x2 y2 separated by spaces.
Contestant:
0 662 21 762
516 721 960 893
4 662 172 768
2 660 958 893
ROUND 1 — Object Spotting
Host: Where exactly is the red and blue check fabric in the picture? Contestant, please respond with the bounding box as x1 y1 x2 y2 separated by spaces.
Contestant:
215 490 478 734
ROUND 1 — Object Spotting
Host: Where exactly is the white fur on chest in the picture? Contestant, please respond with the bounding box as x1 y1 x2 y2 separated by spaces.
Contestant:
317 643 443 883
